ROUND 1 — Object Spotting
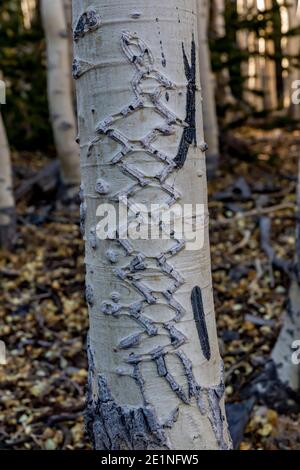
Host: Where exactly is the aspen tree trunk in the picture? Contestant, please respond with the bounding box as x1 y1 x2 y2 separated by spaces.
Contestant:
261 0 277 111
197 0 219 176
63 0 75 97
41 0 80 196
251 1 264 111
286 0 300 119
211 0 236 108
73 0 232 450
237 0 260 108
272 153 300 392
236 0 250 102
0 112 15 249
238 0 270 111
63 0 72 33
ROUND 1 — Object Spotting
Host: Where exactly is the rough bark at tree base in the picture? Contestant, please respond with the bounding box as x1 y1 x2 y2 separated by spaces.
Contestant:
85 338 230 450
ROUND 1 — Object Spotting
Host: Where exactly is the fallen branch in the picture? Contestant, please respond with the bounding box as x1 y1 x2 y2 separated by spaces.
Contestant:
212 202 295 227
15 161 59 201
259 215 292 281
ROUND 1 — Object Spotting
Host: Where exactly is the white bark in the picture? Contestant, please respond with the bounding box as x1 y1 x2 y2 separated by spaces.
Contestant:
197 0 219 175
272 155 300 391
272 3 300 391
0 112 15 248
63 0 75 97
73 0 231 450
41 0 80 194
211 0 224 37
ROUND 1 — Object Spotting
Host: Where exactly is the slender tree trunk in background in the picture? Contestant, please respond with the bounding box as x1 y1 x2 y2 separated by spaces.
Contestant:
0 112 15 249
63 0 75 97
211 0 236 109
73 0 231 450
41 0 80 197
286 0 300 120
197 0 219 176
251 1 264 112
262 0 277 111
272 154 300 392
63 0 72 33
237 0 260 108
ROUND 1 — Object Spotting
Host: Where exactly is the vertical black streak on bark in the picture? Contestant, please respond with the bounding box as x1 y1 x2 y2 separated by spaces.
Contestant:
191 286 211 361
174 37 197 169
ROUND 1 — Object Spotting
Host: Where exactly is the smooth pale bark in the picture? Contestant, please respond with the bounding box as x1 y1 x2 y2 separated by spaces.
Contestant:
0 112 15 249
272 154 300 392
63 0 75 97
197 0 219 175
73 0 231 450
21 0 37 29
41 0 80 195
272 2 300 391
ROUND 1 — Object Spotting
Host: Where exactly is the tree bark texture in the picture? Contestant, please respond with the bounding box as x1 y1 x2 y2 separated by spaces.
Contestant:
197 0 219 175
272 150 300 392
73 0 232 450
0 112 15 249
41 0 80 194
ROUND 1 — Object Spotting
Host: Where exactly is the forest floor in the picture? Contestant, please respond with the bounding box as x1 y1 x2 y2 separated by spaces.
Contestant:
0 126 300 450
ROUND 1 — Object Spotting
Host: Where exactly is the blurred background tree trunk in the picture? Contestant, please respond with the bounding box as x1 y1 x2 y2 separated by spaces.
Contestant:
211 0 236 110
272 149 300 393
62 0 75 98
236 0 257 108
0 112 15 249
41 0 80 198
262 0 278 111
198 0 220 176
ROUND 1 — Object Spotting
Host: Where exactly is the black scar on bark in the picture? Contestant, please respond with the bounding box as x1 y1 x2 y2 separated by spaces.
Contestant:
74 9 101 42
191 286 211 361
85 374 169 449
174 37 197 169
